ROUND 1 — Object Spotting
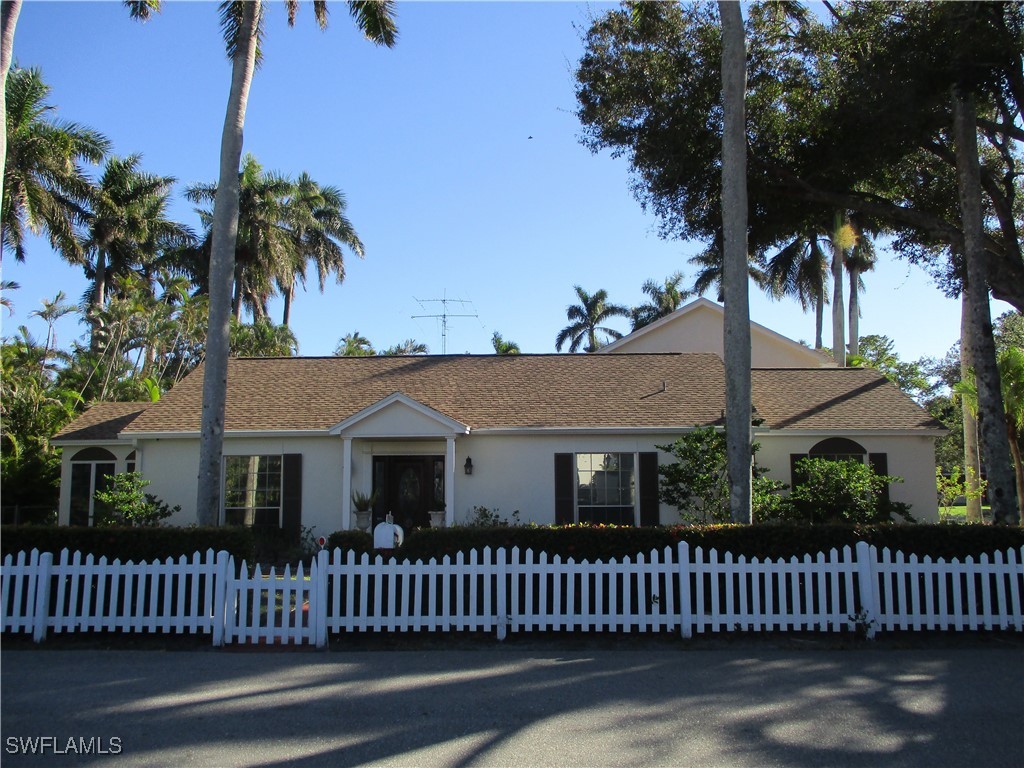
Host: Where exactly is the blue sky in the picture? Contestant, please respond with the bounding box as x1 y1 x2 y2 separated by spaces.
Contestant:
2 0 1008 362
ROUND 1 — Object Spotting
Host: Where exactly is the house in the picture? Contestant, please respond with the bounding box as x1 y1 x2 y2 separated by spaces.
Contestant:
600 296 836 367
53 348 945 537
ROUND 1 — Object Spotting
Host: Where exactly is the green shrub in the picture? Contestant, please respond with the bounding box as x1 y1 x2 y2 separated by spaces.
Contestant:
788 457 914 523
370 523 1024 563
93 472 179 527
461 506 522 527
0 525 255 563
325 530 373 555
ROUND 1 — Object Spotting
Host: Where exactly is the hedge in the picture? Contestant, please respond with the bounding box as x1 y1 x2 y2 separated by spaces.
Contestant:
327 523 1024 563
0 525 255 564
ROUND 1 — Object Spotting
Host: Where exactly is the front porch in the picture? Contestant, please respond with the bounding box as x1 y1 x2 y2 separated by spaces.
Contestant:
330 392 470 531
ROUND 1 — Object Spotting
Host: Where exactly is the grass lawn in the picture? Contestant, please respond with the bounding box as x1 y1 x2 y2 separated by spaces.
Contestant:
939 505 991 523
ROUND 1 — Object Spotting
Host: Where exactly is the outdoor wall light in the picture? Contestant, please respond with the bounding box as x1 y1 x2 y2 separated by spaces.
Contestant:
464 457 474 475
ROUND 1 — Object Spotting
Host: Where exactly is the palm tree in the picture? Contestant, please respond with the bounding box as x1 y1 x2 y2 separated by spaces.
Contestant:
829 212 857 366
631 272 691 331
0 0 23 236
28 290 76 376
380 339 427 356
719 0 752 524
81 154 189 311
229 319 298 358
335 330 374 356
555 285 630 353
765 233 830 349
278 172 364 327
844 218 877 358
688 236 767 302
188 154 294 322
1 67 109 264
491 331 520 355
195 1 398 526
0 278 17 315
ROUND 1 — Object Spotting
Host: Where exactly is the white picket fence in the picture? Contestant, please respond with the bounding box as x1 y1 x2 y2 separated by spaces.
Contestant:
3 542 1022 646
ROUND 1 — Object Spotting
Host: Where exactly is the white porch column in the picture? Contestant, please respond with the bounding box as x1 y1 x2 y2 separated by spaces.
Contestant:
341 437 353 531
445 436 456 526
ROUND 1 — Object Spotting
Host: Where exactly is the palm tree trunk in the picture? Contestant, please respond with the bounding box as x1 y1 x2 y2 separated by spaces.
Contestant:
960 297 984 523
196 0 260 527
719 0 751 525
282 281 293 327
1007 419 1024 522
94 249 107 308
0 0 22 264
231 261 243 321
847 265 860 357
831 211 846 367
952 86 1019 525
814 286 824 349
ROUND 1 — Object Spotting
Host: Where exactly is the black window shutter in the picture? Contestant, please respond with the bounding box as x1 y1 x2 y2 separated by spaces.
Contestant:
639 452 660 527
554 453 574 525
869 453 890 502
282 454 303 541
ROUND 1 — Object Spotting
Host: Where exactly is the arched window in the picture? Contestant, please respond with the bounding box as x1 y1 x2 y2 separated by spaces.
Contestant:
808 438 867 463
791 438 890 501
69 448 117 526
126 450 137 474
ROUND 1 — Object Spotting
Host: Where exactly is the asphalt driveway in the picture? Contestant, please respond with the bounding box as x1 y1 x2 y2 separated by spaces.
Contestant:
2 641 1022 767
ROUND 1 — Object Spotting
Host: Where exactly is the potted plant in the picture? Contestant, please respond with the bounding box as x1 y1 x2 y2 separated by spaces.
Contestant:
429 503 446 529
351 490 377 532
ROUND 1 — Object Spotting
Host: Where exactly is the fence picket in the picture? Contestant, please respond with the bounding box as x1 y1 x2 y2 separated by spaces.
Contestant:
4 544 1022 645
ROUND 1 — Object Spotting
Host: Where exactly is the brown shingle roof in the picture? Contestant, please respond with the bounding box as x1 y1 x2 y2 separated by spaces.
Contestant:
54 357 942 440
751 368 944 430
53 402 152 442
123 354 729 433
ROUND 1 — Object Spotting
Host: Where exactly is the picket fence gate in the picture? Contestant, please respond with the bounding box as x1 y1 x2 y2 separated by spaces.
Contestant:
3 542 1022 646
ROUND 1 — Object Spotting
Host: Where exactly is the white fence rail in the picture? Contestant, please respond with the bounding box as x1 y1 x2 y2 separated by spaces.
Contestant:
3 542 1022 645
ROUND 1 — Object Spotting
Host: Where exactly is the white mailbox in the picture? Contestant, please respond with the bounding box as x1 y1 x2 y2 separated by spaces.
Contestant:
373 515 404 550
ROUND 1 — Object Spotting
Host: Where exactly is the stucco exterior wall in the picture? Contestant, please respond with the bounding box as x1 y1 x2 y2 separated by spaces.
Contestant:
756 433 939 522
60 426 938 533
606 305 831 368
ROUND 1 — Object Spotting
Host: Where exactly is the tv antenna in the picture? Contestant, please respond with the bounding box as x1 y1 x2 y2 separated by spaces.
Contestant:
412 293 479 354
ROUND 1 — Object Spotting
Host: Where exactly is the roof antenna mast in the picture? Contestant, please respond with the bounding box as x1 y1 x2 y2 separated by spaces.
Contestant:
412 292 479 354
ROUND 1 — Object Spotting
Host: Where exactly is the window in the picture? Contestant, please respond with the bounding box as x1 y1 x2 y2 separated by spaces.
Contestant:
790 438 890 502
69 448 117 526
223 455 282 527
576 453 636 525
808 437 867 463
555 452 660 527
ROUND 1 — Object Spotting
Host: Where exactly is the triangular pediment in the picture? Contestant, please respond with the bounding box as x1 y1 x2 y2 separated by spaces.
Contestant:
600 297 834 368
327 392 469 438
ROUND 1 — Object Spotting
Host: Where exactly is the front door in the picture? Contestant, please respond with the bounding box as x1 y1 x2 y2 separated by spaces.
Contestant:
372 455 444 530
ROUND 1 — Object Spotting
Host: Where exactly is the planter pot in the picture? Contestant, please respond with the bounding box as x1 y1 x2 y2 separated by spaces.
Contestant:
429 510 446 528
354 510 372 532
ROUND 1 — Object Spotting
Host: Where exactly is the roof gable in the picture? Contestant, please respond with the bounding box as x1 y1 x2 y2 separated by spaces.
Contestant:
600 297 834 368
328 392 470 437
